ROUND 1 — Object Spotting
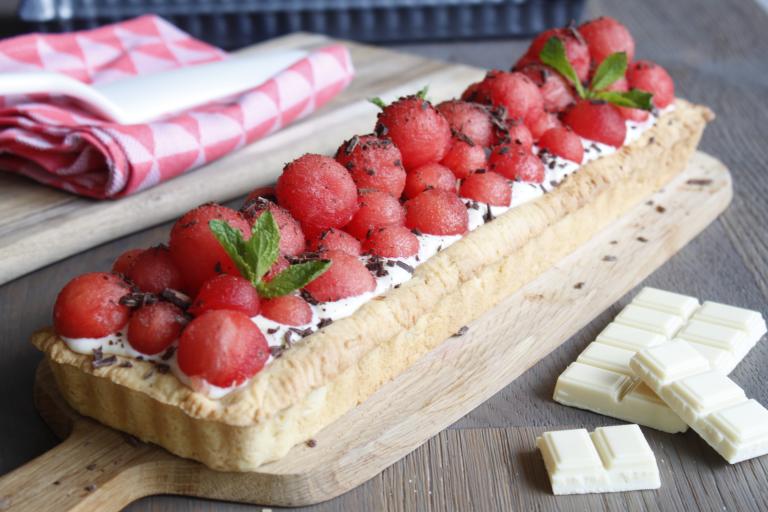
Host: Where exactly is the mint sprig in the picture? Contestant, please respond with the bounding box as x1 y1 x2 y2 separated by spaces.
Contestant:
368 85 429 111
209 212 330 299
539 37 653 111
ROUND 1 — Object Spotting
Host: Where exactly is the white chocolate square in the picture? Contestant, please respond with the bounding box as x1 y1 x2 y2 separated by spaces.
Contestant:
677 319 748 352
537 424 660 494
577 343 635 376
595 322 667 351
633 287 699 319
669 372 745 418
693 301 767 340
631 341 768 463
633 341 710 385
615 304 685 338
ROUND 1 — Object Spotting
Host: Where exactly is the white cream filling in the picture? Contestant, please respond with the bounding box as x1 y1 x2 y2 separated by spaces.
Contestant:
62 108 667 398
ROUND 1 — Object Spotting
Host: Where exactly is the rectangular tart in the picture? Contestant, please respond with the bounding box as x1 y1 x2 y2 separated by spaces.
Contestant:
32 99 714 471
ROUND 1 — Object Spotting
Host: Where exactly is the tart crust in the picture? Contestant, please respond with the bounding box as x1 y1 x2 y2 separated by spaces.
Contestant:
32 99 714 471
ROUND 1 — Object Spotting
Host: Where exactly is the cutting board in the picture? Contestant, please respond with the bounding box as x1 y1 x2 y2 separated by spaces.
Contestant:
0 152 731 510
0 32 485 286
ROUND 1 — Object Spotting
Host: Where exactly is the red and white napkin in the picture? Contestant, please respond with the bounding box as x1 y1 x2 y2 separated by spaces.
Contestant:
0 15 354 198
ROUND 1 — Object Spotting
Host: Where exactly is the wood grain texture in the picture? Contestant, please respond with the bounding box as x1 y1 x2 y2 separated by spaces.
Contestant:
2 0 768 510
0 153 732 510
0 33 484 286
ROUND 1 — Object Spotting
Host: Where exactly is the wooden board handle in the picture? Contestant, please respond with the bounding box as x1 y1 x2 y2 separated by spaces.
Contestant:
0 421 156 512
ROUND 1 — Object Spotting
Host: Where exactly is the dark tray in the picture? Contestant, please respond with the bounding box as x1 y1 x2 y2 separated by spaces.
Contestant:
18 0 586 50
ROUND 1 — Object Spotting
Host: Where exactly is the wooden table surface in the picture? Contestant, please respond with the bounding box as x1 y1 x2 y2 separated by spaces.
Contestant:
2 0 768 510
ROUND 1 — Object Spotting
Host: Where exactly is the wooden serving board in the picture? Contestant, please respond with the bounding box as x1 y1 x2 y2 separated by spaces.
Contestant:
0 32 486 286
0 152 731 510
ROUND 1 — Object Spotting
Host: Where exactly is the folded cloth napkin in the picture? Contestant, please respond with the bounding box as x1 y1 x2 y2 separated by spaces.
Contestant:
0 15 354 198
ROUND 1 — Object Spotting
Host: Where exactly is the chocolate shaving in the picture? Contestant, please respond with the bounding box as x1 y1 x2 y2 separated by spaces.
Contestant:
306 439 317 448
301 289 319 306
289 326 314 338
365 168 376 176
160 288 191 310
317 318 333 329
602 255 618 262
123 434 141 447
142 368 155 380
655 205 666 213
214 262 223 274
155 363 171 374
609 240 618 245
118 361 134 368
366 256 389 277
453 325 469 337
483 205 495 223
267 327 279 335
270 345 284 358
411 228 423 236
451 128 475 147
394 159 402 167
91 348 117 369
345 135 359 155
637 236 649 243
119 292 158 308
160 346 176 361
573 282 585 290
686 179 713 186
395 261 415 273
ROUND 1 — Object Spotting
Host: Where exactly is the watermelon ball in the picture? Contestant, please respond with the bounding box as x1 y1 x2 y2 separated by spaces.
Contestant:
335 135 406 198
403 162 457 199
516 27 591 83
304 250 376 302
527 111 563 142
440 137 488 180
518 63 577 113
112 248 144 275
189 274 261 317
260 295 313 326
276 154 359 235
308 228 363 256
127 302 186 355
563 99 627 147
375 95 452 170
363 225 420 258
344 189 406 240
436 100 497 147
243 186 276 204
169 204 251 295
241 197 306 257
538 126 585 163
627 60 675 109
53 272 132 339
489 144 545 183
405 189 469 236
473 70 545 126
579 16 636 66
124 245 184 294
177 310 269 388
505 119 535 150
459 171 512 207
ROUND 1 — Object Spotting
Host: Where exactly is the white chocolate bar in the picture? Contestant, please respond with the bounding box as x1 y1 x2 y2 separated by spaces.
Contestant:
630 340 768 463
554 288 765 432
537 424 660 495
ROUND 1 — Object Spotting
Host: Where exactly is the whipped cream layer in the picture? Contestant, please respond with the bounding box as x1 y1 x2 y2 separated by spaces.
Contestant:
62 109 664 398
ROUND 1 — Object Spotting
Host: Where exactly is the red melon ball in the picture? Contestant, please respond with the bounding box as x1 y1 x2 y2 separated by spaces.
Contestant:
53 272 132 339
276 153 359 234
335 134 407 198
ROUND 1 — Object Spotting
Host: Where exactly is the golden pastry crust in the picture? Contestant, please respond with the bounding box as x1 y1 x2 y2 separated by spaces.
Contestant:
32 99 714 471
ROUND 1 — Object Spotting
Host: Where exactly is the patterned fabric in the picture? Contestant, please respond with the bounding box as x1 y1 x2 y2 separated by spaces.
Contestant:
0 15 354 198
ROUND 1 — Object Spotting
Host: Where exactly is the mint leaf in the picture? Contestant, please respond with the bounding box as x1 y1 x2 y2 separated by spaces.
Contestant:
257 260 331 299
539 37 585 98
369 97 387 110
208 220 253 280
416 85 429 100
244 211 281 281
594 89 654 110
589 52 627 93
